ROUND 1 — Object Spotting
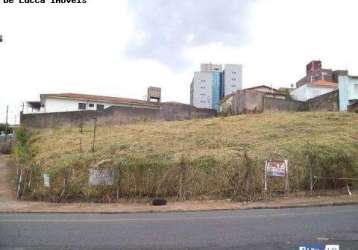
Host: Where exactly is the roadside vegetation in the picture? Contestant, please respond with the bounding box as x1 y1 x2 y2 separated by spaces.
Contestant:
13 112 358 202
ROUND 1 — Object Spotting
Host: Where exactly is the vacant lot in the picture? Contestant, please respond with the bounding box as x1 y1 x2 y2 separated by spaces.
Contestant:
15 112 358 201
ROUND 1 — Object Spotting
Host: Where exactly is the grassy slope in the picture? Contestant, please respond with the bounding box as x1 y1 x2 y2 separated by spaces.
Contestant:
26 112 358 200
32 112 358 168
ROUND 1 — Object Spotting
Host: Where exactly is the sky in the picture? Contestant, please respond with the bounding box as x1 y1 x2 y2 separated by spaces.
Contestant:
1 0 358 124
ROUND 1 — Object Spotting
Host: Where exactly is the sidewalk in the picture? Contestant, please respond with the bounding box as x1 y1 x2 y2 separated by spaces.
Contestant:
1 155 357 214
1 194 358 214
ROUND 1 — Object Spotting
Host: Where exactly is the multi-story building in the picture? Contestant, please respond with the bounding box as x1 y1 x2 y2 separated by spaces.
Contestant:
296 60 347 88
190 71 221 110
190 63 242 111
291 60 348 102
200 63 222 72
223 64 243 97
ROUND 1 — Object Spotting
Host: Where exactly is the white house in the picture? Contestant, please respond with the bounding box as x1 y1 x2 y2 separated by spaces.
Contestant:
25 93 159 114
338 75 358 111
290 80 337 102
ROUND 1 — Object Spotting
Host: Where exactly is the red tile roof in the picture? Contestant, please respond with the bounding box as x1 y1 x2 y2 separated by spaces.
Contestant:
245 85 279 92
41 93 160 107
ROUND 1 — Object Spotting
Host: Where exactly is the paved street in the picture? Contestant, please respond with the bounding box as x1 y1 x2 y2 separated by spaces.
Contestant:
0 205 357 250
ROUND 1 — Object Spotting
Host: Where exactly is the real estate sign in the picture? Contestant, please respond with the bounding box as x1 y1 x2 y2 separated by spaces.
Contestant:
264 160 289 193
265 160 288 177
43 174 50 187
89 169 114 186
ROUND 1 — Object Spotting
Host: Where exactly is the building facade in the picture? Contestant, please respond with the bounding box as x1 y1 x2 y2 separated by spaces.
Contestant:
25 89 162 114
200 63 222 72
296 60 348 88
338 75 358 111
219 85 304 115
190 71 214 110
223 64 243 97
290 80 337 102
190 63 242 111
21 102 217 129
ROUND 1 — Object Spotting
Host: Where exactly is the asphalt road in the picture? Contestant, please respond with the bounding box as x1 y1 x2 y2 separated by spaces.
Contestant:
0 205 357 250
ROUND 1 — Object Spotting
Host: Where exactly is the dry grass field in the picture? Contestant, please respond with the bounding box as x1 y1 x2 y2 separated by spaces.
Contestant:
14 112 358 201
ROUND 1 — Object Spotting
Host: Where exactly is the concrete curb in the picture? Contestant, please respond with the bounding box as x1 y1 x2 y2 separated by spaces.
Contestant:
1 200 357 214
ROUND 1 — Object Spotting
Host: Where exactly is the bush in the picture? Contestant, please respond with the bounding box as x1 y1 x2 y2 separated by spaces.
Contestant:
13 127 31 166
303 143 358 190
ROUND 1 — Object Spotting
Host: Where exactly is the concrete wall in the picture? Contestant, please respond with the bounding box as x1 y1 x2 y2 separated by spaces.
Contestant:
21 102 216 129
263 97 306 112
220 88 339 116
221 90 308 115
231 90 265 114
307 90 339 111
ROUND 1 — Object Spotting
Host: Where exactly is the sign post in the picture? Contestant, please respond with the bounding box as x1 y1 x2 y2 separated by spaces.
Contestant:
264 160 289 196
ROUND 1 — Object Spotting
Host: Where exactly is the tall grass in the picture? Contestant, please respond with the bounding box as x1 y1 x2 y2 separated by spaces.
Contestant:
13 112 358 202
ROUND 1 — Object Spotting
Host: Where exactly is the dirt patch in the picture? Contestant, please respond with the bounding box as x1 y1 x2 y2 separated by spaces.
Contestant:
0 194 357 214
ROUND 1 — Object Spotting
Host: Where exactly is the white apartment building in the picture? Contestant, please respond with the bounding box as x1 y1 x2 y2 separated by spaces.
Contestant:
223 64 243 96
200 63 222 72
190 63 243 110
190 72 213 109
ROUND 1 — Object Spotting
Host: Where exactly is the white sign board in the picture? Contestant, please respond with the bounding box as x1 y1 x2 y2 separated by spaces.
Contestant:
89 169 114 186
265 160 288 177
264 160 289 193
43 174 50 187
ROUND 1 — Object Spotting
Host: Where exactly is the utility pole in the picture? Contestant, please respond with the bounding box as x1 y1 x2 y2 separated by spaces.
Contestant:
91 117 97 152
310 160 313 195
5 105 9 140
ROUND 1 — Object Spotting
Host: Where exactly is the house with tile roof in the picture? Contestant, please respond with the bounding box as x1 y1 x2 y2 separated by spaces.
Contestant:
22 87 217 128
290 79 338 102
25 91 161 114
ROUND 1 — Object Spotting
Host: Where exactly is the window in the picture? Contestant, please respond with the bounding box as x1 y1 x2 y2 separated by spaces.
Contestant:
200 100 206 104
89 103 94 108
200 86 206 89
97 104 105 111
232 71 236 74
232 85 236 88
232 78 236 81
200 93 206 96
200 80 206 82
78 103 86 110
